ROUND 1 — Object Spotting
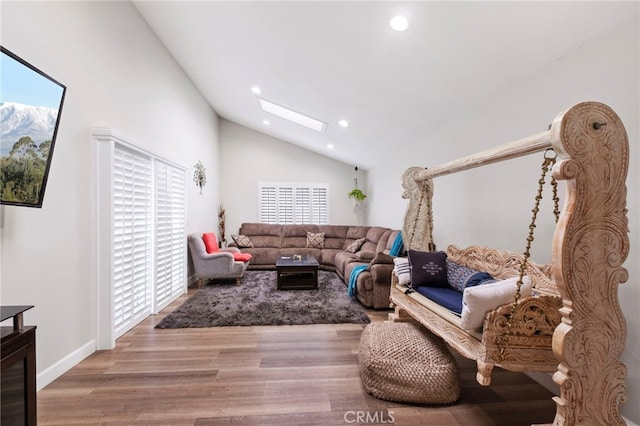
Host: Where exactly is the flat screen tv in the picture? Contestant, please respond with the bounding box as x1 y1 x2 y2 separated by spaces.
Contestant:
1 46 66 208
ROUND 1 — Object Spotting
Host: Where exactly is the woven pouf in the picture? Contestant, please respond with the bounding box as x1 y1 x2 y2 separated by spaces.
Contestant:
359 322 460 405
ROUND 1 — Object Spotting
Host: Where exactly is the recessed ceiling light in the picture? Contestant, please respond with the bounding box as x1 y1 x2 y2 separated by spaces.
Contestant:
390 15 409 32
262 119 270 125
327 144 334 150
251 86 262 95
338 120 349 128
259 98 327 132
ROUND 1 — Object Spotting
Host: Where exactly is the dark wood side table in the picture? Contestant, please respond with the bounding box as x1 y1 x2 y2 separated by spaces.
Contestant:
1 305 37 426
276 255 319 290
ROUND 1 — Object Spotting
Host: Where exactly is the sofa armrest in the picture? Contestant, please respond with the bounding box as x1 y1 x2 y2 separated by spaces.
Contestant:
369 262 394 285
370 252 394 265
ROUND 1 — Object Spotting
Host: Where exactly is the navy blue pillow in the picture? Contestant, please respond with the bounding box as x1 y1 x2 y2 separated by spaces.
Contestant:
408 249 448 288
446 260 495 292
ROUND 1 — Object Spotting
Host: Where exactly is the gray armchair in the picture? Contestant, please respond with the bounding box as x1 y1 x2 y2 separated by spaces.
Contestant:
188 234 249 286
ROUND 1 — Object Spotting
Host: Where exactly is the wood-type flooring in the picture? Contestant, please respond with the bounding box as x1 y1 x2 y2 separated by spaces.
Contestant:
37 287 557 425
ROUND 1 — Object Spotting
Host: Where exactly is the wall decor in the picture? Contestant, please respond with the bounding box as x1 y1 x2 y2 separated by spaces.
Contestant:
0 46 67 208
193 160 206 194
218 202 226 246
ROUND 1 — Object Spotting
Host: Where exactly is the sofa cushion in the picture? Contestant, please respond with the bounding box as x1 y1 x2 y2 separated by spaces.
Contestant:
355 250 376 262
319 225 349 250
446 260 495 292
239 223 282 248
202 232 219 253
231 234 254 248
393 257 411 286
306 232 325 249
408 250 448 288
415 286 464 315
460 276 533 330
360 227 388 253
344 237 366 253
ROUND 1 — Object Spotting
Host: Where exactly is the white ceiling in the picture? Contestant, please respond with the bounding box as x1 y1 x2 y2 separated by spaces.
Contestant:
133 1 636 170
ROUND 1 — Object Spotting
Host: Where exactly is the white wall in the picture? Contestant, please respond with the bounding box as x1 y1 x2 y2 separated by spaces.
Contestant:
0 1 221 388
368 20 640 424
219 119 369 236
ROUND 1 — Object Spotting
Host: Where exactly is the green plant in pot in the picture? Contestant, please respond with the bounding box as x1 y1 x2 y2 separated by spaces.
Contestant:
348 188 367 206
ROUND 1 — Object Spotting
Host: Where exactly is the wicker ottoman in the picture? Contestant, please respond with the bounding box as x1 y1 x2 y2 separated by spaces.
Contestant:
359 322 460 405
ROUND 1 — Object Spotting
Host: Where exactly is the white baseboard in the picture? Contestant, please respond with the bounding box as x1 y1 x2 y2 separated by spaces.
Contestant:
37 340 96 391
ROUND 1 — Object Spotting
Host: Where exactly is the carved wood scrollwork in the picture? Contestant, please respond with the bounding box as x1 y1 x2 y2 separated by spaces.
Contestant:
483 296 562 368
550 102 629 426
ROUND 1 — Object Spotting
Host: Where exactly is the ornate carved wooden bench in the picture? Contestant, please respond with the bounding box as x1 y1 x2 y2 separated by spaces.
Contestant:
389 102 630 425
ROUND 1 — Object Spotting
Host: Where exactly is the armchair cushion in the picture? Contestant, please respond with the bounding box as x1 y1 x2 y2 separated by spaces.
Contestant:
202 232 219 253
233 253 253 262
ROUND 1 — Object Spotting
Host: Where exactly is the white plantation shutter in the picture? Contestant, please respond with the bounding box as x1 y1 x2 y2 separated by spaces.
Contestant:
295 186 311 223
95 128 187 349
154 159 186 312
311 186 328 224
258 183 329 225
259 184 278 223
279 187 294 224
112 144 153 337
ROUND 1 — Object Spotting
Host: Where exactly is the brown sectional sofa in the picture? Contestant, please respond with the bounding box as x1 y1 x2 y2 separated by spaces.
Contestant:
230 223 402 309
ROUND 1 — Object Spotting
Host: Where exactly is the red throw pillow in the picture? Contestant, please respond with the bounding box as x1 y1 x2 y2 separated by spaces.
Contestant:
202 233 219 254
233 253 252 262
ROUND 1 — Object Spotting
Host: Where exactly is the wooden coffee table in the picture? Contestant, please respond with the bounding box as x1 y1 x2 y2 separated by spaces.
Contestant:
276 255 319 290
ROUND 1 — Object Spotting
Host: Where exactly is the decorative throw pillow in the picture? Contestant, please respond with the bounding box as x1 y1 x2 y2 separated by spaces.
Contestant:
393 257 411 286
231 234 254 248
306 232 325 249
344 237 366 253
446 260 495 292
407 249 448 288
202 232 219 254
460 276 533 330
232 252 253 262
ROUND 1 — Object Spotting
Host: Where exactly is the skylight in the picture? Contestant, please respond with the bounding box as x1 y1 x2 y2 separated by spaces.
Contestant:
259 98 326 133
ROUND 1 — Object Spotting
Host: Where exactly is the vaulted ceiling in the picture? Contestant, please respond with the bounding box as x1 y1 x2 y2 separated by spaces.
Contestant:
133 1 636 170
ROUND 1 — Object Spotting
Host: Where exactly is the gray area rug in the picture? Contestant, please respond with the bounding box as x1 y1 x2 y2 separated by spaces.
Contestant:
155 270 370 328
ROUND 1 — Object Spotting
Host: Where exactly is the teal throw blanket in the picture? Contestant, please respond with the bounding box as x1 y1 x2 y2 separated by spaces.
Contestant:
390 232 404 256
348 265 368 298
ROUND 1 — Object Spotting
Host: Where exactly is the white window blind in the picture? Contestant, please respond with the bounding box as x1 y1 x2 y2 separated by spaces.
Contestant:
154 159 186 312
95 128 187 349
258 182 329 225
112 144 153 337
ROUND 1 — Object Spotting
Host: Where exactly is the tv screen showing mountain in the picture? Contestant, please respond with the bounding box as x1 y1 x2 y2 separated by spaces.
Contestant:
1 46 66 208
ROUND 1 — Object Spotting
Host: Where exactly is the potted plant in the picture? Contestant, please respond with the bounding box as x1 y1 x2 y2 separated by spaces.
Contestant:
348 188 367 206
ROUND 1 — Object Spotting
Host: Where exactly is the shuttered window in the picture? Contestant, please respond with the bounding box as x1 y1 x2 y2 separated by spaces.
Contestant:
95 128 187 349
112 145 153 336
154 159 186 312
258 182 329 225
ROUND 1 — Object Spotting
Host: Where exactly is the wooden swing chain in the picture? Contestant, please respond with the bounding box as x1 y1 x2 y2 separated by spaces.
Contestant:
498 149 558 362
